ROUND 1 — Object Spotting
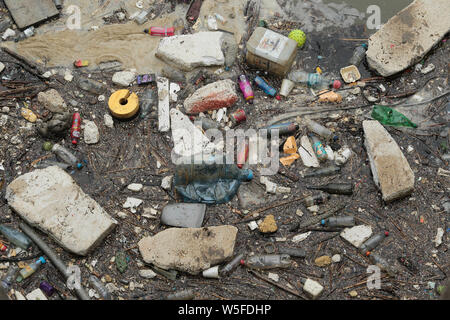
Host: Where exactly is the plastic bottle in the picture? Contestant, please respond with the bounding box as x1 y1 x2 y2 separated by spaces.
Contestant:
303 165 341 178
254 76 281 100
307 183 354 195
349 44 368 66
139 88 157 120
288 70 341 90
144 27 175 37
321 216 355 228
237 140 249 169
77 77 105 95
52 144 82 169
16 257 46 282
166 289 194 300
359 231 389 255
371 105 418 128
238 75 254 103
243 254 291 270
220 253 244 276
304 119 338 141
70 113 81 145
89 275 112 300
35 160 70 170
174 159 253 186
1 265 18 290
264 122 299 137
0 225 32 250
278 247 306 258
304 192 330 207
368 252 397 277
309 135 327 162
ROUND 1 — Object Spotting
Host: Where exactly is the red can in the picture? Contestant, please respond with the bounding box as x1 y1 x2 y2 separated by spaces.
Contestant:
148 27 175 37
0 241 6 252
230 109 246 127
71 113 81 145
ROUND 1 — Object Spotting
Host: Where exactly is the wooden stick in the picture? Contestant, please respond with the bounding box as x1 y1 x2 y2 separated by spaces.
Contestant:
248 270 307 300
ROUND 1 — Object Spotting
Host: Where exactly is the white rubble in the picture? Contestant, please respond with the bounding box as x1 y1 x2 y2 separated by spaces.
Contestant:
161 176 173 190
434 228 444 248
5 167 117 256
292 232 312 243
112 70 136 86
156 32 225 71
157 77 170 132
123 197 143 213
26 289 48 300
83 120 100 144
340 225 373 248
127 183 143 192
104 114 114 128
139 269 157 279
299 136 320 168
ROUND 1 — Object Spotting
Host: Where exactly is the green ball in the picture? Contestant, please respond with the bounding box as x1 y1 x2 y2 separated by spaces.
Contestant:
289 29 306 48
43 142 53 151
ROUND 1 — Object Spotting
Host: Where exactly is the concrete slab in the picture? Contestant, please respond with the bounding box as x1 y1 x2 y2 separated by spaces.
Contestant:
5 166 117 256
363 120 415 202
367 0 450 77
5 0 59 29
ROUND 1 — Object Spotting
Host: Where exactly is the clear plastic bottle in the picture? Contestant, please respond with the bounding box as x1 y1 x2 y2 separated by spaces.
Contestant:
220 253 244 276
89 275 112 300
1 265 19 290
304 192 330 207
349 44 368 66
303 165 341 178
368 252 397 277
243 254 291 270
288 70 341 90
304 119 338 141
139 88 157 120
52 144 82 169
321 216 355 228
278 247 306 258
77 77 106 95
0 225 32 250
359 231 389 255
16 257 46 282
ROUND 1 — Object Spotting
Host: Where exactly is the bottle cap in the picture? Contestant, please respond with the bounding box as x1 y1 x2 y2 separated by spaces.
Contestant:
275 95 281 101
384 231 389 237
38 256 46 264
332 80 342 90
77 163 83 169
240 259 245 266
245 170 254 181
362 43 368 49
321 219 325 225
72 139 78 145
143 29 149 33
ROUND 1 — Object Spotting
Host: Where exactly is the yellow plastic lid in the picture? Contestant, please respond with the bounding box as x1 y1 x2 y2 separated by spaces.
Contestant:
108 89 140 119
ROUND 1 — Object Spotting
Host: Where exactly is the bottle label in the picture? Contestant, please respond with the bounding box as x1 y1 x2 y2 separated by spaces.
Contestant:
255 29 288 60
239 81 254 100
313 142 326 158
307 73 320 87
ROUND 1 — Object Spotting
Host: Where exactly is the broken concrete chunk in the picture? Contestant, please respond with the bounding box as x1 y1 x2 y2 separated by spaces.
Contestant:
161 176 173 190
112 70 136 86
25 288 47 301
83 120 100 144
123 197 143 213
127 183 143 192
183 79 238 114
366 0 450 77
157 77 170 132
340 225 373 248
5 167 117 256
434 228 444 248
299 136 320 168
160 203 206 228
363 120 415 202
37 89 68 113
138 226 238 275
156 32 225 71
170 108 215 159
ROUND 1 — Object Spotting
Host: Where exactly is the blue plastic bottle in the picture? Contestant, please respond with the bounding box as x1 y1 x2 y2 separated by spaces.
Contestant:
254 76 280 99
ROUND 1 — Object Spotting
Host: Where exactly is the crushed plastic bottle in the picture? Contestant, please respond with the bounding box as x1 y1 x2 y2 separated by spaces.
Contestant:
371 105 418 128
77 76 106 95
52 144 82 169
16 257 46 282
321 216 355 228
144 27 175 36
174 156 253 204
359 231 389 255
304 192 330 207
139 88 157 120
288 70 341 90
368 252 398 277
238 75 254 104
89 275 111 300
349 44 368 66
304 119 338 141
230 109 247 127
220 253 244 276
307 183 354 195
0 224 32 250
1 265 18 291
243 254 291 270
254 76 281 100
